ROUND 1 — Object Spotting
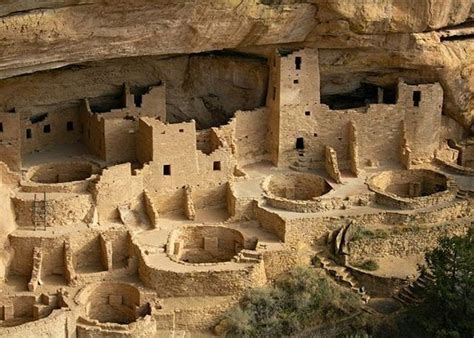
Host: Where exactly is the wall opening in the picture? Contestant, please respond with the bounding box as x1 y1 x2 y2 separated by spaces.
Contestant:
413 91 421 107
321 83 379 110
43 124 51 133
213 161 221 171
163 164 171 176
295 56 302 70
26 129 32 139
293 79 299 84
67 121 74 131
0 122 3 132
30 113 48 124
296 137 305 150
305 111 311 116
134 95 142 108
383 87 397 104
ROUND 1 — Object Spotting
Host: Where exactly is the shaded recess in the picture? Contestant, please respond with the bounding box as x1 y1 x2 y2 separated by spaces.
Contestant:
266 172 332 201
85 283 151 324
370 169 448 198
27 162 95 184
170 226 252 264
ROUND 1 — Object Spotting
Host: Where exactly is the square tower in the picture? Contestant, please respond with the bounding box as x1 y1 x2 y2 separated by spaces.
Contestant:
267 48 321 166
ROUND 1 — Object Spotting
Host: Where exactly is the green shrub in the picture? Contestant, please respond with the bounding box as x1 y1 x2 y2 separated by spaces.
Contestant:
353 259 379 271
224 267 362 337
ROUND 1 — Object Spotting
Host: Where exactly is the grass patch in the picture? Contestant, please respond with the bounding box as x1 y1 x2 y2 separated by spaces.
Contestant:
352 259 379 271
351 227 388 241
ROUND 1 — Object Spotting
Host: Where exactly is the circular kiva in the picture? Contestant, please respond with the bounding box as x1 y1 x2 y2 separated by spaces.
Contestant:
367 169 457 209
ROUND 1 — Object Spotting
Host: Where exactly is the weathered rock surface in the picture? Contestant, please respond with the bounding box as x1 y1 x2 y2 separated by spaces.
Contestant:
0 0 472 127
0 53 268 128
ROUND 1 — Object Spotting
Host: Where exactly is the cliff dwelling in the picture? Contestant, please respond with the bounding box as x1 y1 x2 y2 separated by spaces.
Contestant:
0 1 472 337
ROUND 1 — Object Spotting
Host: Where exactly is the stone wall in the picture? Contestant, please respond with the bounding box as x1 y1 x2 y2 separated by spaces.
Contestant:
20 108 81 156
368 169 458 210
233 108 269 165
93 163 144 224
12 192 94 228
136 247 267 297
272 48 444 170
325 146 342 183
349 222 470 261
0 111 21 170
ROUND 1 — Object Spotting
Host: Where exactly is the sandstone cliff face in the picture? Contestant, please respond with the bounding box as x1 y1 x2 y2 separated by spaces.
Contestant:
0 0 472 128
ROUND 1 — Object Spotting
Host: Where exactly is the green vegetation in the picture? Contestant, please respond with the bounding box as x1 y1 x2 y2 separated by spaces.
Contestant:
387 228 474 338
223 267 364 337
351 226 388 241
352 259 379 271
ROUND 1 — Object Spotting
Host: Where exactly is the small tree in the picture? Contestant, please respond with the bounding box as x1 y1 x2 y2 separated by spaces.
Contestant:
409 228 474 337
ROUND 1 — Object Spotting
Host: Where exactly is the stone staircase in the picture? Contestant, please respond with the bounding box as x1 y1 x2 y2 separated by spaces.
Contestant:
313 252 370 303
456 190 470 200
234 249 262 263
393 271 434 306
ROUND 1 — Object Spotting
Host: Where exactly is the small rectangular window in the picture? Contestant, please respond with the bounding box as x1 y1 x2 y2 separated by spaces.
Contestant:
413 91 421 107
179 129 184 133
67 121 74 131
305 111 311 116
0 122 3 132
295 56 302 70
163 164 171 176
213 161 221 171
26 129 32 139
43 124 51 133
293 79 299 84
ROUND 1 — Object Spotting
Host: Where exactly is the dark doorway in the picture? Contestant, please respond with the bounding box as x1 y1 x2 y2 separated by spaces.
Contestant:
413 91 421 107
296 137 304 150
295 57 302 70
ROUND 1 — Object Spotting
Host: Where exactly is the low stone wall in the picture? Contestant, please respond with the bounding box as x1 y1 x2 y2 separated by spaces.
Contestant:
137 254 267 297
0 308 75 338
262 172 332 201
262 249 311 280
274 199 470 246
264 195 344 213
348 222 470 261
345 265 406 297
435 158 474 176
0 293 74 338
76 315 156 338
254 203 286 241
22 161 100 193
155 299 237 331
226 183 254 221
367 169 457 210
143 189 159 227
12 192 94 227
166 225 248 264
